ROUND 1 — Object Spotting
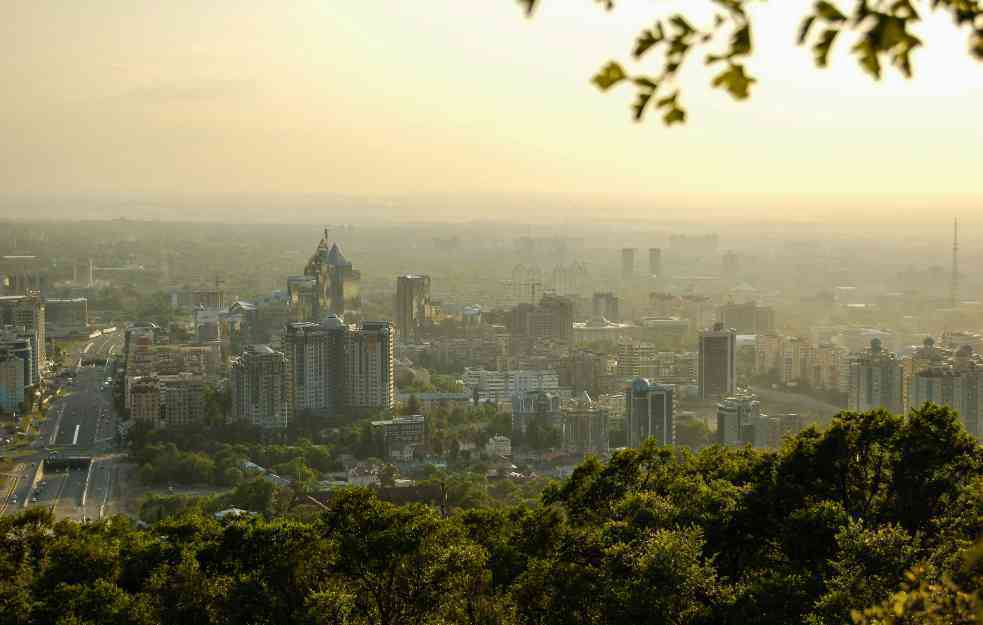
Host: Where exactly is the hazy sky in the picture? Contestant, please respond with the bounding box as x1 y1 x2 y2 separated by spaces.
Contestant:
3 1 981 222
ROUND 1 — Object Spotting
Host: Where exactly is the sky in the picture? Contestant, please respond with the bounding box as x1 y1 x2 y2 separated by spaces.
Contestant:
2 1 981 223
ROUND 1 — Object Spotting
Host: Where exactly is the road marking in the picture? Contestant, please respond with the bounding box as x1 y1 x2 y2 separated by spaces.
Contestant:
72 425 80 446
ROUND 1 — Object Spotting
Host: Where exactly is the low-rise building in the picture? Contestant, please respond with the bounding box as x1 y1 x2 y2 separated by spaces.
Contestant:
371 414 426 461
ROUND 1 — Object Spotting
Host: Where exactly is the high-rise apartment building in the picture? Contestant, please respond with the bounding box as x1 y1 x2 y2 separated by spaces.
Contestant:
847 338 904 414
395 274 432 342
621 248 636 280
346 321 395 412
231 345 291 430
158 372 206 428
625 377 674 447
0 294 45 382
699 323 736 400
910 345 983 437
283 316 349 419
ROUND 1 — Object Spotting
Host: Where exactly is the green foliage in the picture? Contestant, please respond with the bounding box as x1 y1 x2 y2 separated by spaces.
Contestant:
520 0 983 124
2 404 982 625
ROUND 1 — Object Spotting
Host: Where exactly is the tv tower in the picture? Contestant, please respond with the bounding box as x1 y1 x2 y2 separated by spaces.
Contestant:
951 217 959 308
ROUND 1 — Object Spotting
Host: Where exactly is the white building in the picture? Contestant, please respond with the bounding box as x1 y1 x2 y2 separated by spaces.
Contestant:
485 435 512 457
462 368 560 403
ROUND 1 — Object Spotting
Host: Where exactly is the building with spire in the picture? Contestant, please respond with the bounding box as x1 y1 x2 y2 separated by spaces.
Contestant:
288 229 361 322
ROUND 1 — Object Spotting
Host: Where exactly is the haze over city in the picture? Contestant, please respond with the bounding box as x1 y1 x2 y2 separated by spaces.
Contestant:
2 3 983 625
4 1 981 223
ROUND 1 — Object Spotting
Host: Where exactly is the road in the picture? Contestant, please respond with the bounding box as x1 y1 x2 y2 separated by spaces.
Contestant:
1 330 125 519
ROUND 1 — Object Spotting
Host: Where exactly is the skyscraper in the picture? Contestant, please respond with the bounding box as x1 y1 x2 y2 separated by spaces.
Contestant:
625 377 675 447
290 229 361 321
395 274 432 341
347 321 395 412
699 323 736 400
282 315 349 419
847 338 904 414
621 248 636 280
230 344 290 430
648 247 662 276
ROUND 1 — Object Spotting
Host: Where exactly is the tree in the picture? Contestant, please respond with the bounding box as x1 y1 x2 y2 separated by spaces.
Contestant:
322 489 488 625
518 0 983 124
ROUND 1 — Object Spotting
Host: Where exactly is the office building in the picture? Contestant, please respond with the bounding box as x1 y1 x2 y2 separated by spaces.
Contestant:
0 350 26 413
592 292 620 322
562 391 609 455
230 345 291 430
371 414 426 461
625 377 674 447
0 294 45 383
716 394 761 447
649 248 662 277
717 301 775 334
395 274 433 341
512 390 562 436
283 316 349 419
621 248 636 280
847 338 904 414
347 321 395 412
699 323 737 400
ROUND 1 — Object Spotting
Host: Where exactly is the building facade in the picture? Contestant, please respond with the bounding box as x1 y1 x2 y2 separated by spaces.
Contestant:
230 345 290 430
395 274 432 342
699 324 736 400
347 321 395 411
0 294 45 382
625 377 674 447
847 338 904 414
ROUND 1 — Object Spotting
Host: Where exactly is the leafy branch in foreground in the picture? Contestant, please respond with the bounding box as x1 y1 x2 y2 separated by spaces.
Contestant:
518 0 983 125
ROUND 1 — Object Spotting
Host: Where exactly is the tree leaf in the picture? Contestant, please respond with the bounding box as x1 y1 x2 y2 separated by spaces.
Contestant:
816 1 847 22
731 24 752 56
813 28 839 67
633 90 654 122
798 15 816 45
518 0 538 17
592 61 627 91
663 106 687 125
712 63 756 99
853 37 882 78
670 15 695 35
634 23 664 59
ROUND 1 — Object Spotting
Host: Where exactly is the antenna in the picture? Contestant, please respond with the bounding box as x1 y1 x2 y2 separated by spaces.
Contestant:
951 217 959 308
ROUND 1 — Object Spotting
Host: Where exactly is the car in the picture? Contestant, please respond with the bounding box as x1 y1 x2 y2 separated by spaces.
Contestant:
10 497 16 504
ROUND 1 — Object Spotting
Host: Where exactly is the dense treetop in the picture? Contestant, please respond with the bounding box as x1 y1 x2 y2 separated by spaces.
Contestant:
1 403 981 624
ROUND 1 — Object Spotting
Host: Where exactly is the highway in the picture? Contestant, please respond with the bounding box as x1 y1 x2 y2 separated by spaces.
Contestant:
1 330 125 519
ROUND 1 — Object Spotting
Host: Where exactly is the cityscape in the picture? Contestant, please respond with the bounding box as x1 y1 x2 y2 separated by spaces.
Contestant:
2 1 982 624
